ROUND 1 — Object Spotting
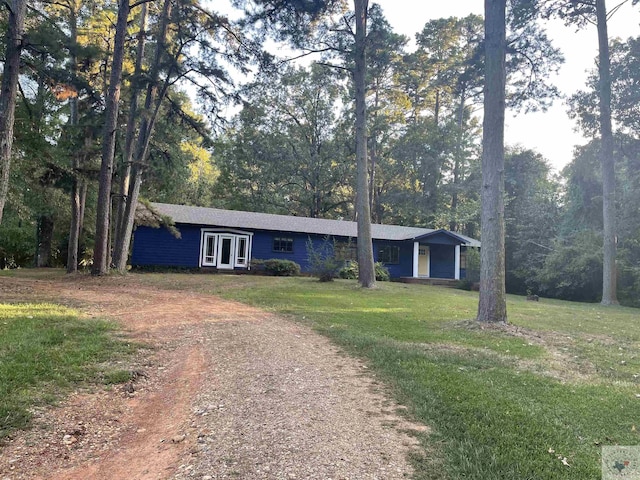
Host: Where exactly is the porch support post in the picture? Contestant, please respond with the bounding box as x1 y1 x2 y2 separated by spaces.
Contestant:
454 244 461 280
413 241 419 278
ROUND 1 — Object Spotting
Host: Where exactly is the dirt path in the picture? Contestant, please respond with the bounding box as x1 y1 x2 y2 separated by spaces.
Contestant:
0 275 424 479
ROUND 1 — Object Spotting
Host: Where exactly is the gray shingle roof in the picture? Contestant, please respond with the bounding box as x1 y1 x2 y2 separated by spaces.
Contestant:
150 202 480 247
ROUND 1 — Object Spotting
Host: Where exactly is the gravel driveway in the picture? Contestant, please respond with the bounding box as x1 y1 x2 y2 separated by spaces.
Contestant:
0 275 424 480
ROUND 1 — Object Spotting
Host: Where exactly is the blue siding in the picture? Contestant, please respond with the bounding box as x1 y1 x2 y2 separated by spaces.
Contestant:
429 244 455 279
251 231 334 271
131 222 458 279
131 225 201 267
421 232 460 245
373 240 413 278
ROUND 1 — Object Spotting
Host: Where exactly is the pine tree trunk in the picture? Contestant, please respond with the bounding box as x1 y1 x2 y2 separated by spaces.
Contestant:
92 0 130 275
114 2 148 245
36 215 54 267
477 0 507 323
0 0 27 225
353 0 375 288
113 0 171 272
369 88 379 222
450 93 467 232
79 178 87 238
596 0 618 305
67 7 81 273
68 178 81 272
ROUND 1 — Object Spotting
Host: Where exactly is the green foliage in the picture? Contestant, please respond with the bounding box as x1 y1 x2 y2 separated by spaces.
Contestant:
136 199 181 239
457 247 480 290
102 369 137 385
0 303 135 438
374 262 390 281
0 222 35 268
214 65 353 219
504 148 561 294
338 260 358 280
306 236 342 282
547 137 640 306
536 231 603 302
339 260 390 282
465 247 480 283
262 258 301 276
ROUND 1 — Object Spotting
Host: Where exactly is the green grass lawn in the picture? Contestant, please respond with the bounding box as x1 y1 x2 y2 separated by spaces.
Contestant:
0 302 136 439
136 273 640 480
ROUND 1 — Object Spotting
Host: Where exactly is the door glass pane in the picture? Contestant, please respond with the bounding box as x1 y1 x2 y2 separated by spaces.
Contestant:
220 238 232 265
205 235 216 264
237 237 247 265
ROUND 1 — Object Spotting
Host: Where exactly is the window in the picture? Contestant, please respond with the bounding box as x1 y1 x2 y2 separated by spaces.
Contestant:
460 251 467 269
202 234 217 266
335 242 357 261
273 237 294 253
200 230 252 269
378 245 400 264
236 237 248 266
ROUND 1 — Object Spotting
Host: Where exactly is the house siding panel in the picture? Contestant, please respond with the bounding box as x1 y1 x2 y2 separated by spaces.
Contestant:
131 225 201 267
131 221 464 280
429 244 455 279
423 232 460 245
373 240 413 278
251 231 317 271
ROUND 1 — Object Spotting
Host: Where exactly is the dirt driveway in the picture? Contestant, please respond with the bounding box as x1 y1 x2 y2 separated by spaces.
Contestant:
0 274 424 479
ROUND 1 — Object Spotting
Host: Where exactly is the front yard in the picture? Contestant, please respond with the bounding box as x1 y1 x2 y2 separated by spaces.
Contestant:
136 273 640 479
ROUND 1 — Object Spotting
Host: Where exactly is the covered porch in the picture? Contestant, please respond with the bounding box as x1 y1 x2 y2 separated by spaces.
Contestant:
410 230 471 280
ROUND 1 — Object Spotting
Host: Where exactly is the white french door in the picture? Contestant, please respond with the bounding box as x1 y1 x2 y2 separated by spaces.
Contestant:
217 235 235 269
200 231 251 269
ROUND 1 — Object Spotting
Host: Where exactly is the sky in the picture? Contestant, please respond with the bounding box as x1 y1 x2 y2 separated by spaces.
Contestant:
374 1 640 172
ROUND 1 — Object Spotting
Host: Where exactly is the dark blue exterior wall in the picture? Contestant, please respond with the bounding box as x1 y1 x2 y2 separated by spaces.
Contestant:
420 231 460 245
373 240 414 278
131 224 202 267
429 244 455 278
251 231 336 271
131 223 464 279
132 225 357 273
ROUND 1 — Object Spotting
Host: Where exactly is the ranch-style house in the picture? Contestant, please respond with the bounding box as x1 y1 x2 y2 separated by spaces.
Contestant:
131 202 480 280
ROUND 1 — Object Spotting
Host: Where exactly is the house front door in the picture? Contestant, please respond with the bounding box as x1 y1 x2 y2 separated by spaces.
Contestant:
217 235 235 269
418 246 429 277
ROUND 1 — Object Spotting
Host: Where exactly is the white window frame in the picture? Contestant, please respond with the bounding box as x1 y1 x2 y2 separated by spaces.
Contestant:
201 232 218 267
199 228 253 269
217 234 236 269
235 236 250 267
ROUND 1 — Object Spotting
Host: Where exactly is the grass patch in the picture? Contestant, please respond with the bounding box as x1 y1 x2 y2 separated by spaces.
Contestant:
0 303 135 438
132 273 640 479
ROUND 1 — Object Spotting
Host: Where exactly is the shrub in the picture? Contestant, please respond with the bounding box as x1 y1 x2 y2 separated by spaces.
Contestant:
262 258 301 276
464 247 480 283
457 248 480 291
535 232 602 302
374 262 390 281
0 225 35 269
339 261 390 282
456 279 473 291
339 261 358 280
306 236 342 282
